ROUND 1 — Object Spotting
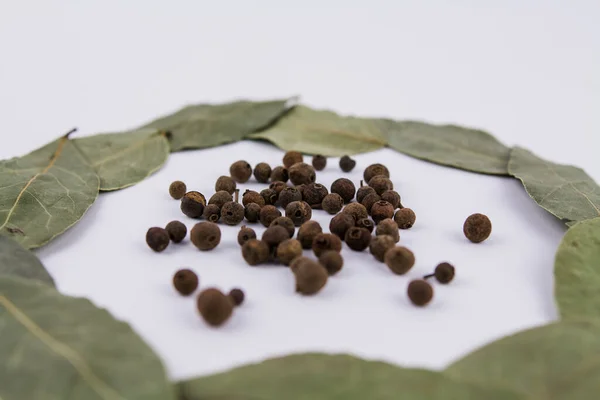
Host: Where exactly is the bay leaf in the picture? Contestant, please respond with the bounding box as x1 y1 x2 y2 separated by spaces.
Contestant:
0 235 55 287
445 320 600 399
177 353 522 400
74 129 169 191
0 130 100 249
140 97 296 152
0 275 175 400
508 147 600 225
247 105 388 156
383 119 511 175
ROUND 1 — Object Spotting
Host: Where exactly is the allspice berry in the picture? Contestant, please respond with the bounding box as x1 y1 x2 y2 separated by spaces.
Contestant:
202 204 221 223
241 239 270 265
146 227 170 252
331 178 356 203
356 218 374 233
381 190 401 209
269 181 288 196
221 201 245 225
237 226 257 246
394 208 416 229
371 200 395 224
384 246 415 275
169 181 187 200
228 288 245 306
244 203 261 223
364 163 390 183
242 190 266 207
285 201 312 226
342 203 369 222
369 235 395 262
302 183 328 208
344 227 371 251
181 191 206 218
165 221 187 243
463 213 492 243
288 162 316 186
270 216 295 238
173 269 199 296
215 176 236 194
297 220 323 249
279 187 303 209
361 192 381 213
259 205 282 227
368 175 394 195
312 233 342 257
318 251 344 275
322 193 344 214
283 150 303 168
197 288 233 327
270 166 289 183
190 222 221 251
329 213 355 239
262 225 290 250
291 257 328 295
208 190 232 208
376 218 399 242
253 162 272 183
356 183 376 204
312 155 327 171
276 239 303 265
339 155 356 172
260 188 278 206
407 280 433 307
425 262 455 284
230 160 252 183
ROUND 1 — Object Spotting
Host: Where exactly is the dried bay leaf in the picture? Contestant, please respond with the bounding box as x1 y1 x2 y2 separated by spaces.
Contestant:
177 353 522 400
140 97 296 152
74 129 169 191
508 147 600 226
0 130 100 249
0 236 55 287
0 275 176 400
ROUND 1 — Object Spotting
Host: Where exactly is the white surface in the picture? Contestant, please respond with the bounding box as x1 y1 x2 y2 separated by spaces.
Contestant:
1 0 598 381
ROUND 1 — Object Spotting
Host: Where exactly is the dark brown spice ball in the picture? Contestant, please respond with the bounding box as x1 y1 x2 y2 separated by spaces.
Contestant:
276 239 303 265
318 251 344 276
344 227 371 251
146 227 170 252
291 258 328 295
295 184 306 194
394 208 416 229
371 201 395 224
331 178 356 203
329 213 355 239
369 235 396 262
376 218 399 242
228 288 245 306
173 269 198 296
197 288 233 327
221 201 245 225
385 246 415 275
169 181 187 200
312 233 343 257
356 218 374 233
230 160 252 183
270 216 295 238
312 155 327 171
285 201 312 226
381 190 401 209
253 162 272 183
270 166 289 183
215 175 236 194
237 226 257 246
339 155 356 172
361 192 381 214
241 239 270 265
259 205 282 227
463 213 492 243
190 222 221 251
262 225 290 251
260 188 278 206
244 203 261 223
297 221 323 249
368 175 394 195
242 190 266 207
407 280 433 307
302 183 328 207
279 187 303 209
283 151 304 168
269 181 288 196
321 193 344 214
342 203 369 222
208 190 233 208
356 184 376 204
364 163 390 183
288 162 316 186
165 221 187 243
428 262 455 284
181 191 206 218
202 204 221 223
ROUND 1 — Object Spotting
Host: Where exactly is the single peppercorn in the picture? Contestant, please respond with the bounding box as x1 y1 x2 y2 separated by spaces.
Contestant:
330 178 356 204
283 151 304 168
288 162 316 186
146 227 170 252
190 222 221 251
259 205 282 227
364 163 390 183
242 190 266 207
342 203 369 222
228 288 245 306
297 220 323 249
376 218 399 242
381 190 401 209
260 188 278 206
270 216 295 238
356 182 376 204
407 280 433 307
253 162 272 183
368 175 394 195
230 160 252 183
202 204 221 223
318 250 344 275
215 175 236 194
302 183 328 208
208 190 232 208
237 226 257 246
356 218 374 233
285 201 312 226
463 213 492 243
276 239 303 265
312 155 327 171
181 191 206 218
244 203 261 223
173 269 199 296
269 181 288 197
384 246 415 275
165 221 187 243
394 208 416 229
169 180 187 200
262 225 290 251
291 257 328 295
329 213 355 239
270 166 289 183
241 239 270 265
344 227 371 251
197 288 233 327
221 201 245 226
361 192 381 214
279 187 303 209
371 200 395 224
321 193 344 214
369 235 395 262
425 262 455 284
339 155 356 172
312 233 342 257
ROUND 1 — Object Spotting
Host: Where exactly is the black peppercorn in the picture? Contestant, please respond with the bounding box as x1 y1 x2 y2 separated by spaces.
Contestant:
394 208 416 229
329 213 355 239
321 193 344 214
285 201 312 226
407 280 433 307
262 225 289 251
165 220 187 243
368 175 394 195
173 269 199 296
253 162 272 183
384 246 415 275
202 204 220 223
283 151 304 168
197 288 233 327
344 227 371 251
169 181 187 200
312 233 342 257
339 155 356 172
425 262 455 284
361 192 381 214
297 220 323 249
146 227 170 252
356 181 376 204
376 218 399 242
215 175 236 194
302 183 328 208
291 257 328 295
208 190 232 208
331 178 356 203
270 216 295 238
312 155 327 171
276 239 303 265
260 188 278 206
364 163 390 183
288 162 316 186
269 181 288 197
270 166 289 183
228 288 245 306
381 190 401 209
230 160 252 183
237 226 257 246
356 218 374 233
181 191 206 218
259 205 282 227
241 239 270 265
242 189 266 207
279 187 303 209
342 203 369 222
190 222 221 251
221 201 245 226
318 250 344 275
371 200 395 224
244 203 261 223
463 213 492 243
369 235 395 262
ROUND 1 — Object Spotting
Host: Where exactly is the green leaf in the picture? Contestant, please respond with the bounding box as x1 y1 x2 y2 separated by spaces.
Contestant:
508 147 600 225
0 275 175 400
383 119 510 175
554 217 600 320
0 130 100 249
445 320 600 399
74 129 169 191
248 105 388 156
140 98 296 152
177 353 522 400
0 235 55 287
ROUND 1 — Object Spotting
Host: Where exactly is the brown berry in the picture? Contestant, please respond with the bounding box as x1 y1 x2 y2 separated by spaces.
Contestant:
237 226 257 246
259 205 282 227
202 204 221 223
230 160 252 183
356 218 374 233
361 192 381 213
425 262 455 284
463 213 492 243
376 218 399 242
270 216 295 238
312 155 327 171
339 155 356 172
244 203 261 223
381 190 401 209
394 208 416 229
262 225 290 250
321 193 344 214
302 183 328 208
221 201 245 225
260 188 278 206
208 190 232 208
253 162 272 183
407 280 433 307
369 235 395 262
165 221 187 243
364 163 390 183
344 227 371 251
242 190 266 207
288 162 316 186
342 203 369 222
146 227 170 252
384 246 415 275
242 239 270 265
318 251 344 275
269 181 288 196
215 175 236 194
331 178 356 203
329 213 355 239
190 222 221 251
285 201 312 226
356 183 376 204
169 181 186 200
368 175 394 195
197 288 233 327
228 288 245 306
297 221 323 249
173 269 198 296
312 233 342 257
276 239 303 265
291 257 328 295
283 151 303 168
279 187 303 209
181 191 206 218
371 201 395 224
270 166 289 183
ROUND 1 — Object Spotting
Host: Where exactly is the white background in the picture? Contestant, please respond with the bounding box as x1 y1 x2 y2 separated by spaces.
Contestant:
1 1 599 381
